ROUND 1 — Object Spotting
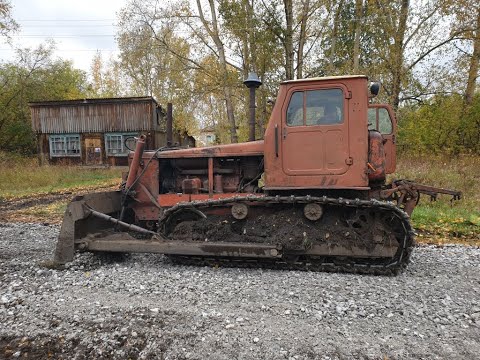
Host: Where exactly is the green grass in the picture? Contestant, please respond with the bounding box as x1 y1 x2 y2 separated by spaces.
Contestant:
395 154 480 243
0 153 122 201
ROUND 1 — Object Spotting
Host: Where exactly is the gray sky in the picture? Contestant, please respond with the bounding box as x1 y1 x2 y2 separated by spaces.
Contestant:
1 0 128 71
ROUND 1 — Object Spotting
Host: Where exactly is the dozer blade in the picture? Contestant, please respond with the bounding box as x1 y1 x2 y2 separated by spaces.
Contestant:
54 191 122 264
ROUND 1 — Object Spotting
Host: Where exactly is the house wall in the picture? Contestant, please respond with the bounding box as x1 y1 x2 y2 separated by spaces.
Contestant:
37 131 161 166
31 97 194 166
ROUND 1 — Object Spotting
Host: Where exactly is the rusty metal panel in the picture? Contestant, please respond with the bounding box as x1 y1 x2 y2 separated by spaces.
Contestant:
263 77 370 189
30 97 158 134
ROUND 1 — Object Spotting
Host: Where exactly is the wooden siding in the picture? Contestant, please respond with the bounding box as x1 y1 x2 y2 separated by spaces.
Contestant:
30 98 157 134
36 131 163 166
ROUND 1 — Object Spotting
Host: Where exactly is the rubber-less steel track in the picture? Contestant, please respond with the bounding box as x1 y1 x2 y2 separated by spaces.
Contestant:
159 195 415 275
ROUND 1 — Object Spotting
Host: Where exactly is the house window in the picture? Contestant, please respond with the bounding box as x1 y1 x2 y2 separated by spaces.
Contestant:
105 133 137 156
49 134 81 157
205 134 216 144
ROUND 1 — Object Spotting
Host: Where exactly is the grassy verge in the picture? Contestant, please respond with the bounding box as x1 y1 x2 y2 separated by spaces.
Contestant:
0 153 122 201
395 154 479 244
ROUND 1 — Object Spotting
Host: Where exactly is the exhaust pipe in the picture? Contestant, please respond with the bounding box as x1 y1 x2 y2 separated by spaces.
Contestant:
125 134 146 190
243 72 262 142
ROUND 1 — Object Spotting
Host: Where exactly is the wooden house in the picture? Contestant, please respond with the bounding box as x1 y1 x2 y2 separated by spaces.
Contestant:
29 97 194 166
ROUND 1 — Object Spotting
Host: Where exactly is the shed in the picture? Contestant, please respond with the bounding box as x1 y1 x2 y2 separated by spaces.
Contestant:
30 97 194 166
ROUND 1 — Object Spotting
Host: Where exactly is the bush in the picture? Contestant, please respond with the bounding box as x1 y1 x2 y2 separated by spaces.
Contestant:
398 93 480 155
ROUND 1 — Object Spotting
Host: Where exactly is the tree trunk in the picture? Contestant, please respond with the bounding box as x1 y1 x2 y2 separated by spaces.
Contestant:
390 0 409 109
296 0 310 79
464 6 480 106
284 0 294 80
352 0 363 72
197 0 238 143
328 0 344 75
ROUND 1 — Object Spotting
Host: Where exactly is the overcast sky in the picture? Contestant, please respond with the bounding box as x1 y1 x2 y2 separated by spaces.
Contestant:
1 0 129 71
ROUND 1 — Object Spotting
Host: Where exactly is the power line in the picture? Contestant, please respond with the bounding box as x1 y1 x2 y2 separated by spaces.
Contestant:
18 19 116 22
21 25 117 28
13 34 116 38
0 49 118 52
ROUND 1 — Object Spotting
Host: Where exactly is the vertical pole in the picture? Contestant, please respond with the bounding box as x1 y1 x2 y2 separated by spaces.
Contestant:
208 157 214 197
166 102 173 147
249 87 256 141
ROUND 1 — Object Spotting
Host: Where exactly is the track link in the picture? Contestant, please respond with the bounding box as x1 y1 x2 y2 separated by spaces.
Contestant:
159 195 415 275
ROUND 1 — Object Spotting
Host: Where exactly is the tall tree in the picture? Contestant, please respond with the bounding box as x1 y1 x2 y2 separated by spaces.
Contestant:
88 51 125 97
196 0 239 143
0 0 18 40
365 0 467 108
0 44 88 153
117 6 198 134
352 0 364 72
464 6 480 106
261 0 324 80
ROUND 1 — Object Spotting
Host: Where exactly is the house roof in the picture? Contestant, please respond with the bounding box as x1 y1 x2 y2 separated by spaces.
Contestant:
29 96 162 134
29 96 159 108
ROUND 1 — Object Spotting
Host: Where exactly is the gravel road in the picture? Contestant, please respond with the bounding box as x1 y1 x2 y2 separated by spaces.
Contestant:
1 222 479 359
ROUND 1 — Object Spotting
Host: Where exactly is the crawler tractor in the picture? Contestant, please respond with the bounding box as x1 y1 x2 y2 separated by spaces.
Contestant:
54 75 461 274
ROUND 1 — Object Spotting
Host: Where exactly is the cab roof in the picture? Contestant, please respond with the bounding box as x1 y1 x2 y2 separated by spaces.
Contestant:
281 75 367 85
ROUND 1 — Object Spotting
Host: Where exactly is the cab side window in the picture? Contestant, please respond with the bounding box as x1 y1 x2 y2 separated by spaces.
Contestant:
368 107 393 134
378 108 393 134
368 108 376 129
287 89 344 126
286 92 304 126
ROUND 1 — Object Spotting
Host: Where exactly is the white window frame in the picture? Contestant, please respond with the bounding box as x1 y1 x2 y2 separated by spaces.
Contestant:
105 132 138 156
49 134 81 157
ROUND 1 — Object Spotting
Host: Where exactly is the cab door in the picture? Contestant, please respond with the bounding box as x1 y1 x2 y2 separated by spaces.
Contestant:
281 87 350 176
368 105 396 174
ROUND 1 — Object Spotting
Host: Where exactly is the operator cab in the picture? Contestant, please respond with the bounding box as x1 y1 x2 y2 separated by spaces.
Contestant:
264 75 370 190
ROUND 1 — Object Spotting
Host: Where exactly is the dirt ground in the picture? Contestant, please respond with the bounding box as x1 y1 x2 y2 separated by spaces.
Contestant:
0 186 117 224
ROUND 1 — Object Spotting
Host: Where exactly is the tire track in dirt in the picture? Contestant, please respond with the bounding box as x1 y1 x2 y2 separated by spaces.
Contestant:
0 185 117 223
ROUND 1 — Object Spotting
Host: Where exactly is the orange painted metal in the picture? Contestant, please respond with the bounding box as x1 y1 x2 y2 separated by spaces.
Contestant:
132 76 385 222
127 149 160 221
157 141 264 159
158 193 264 207
125 135 146 189
181 178 202 194
263 76 369 189
367 131 386 182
